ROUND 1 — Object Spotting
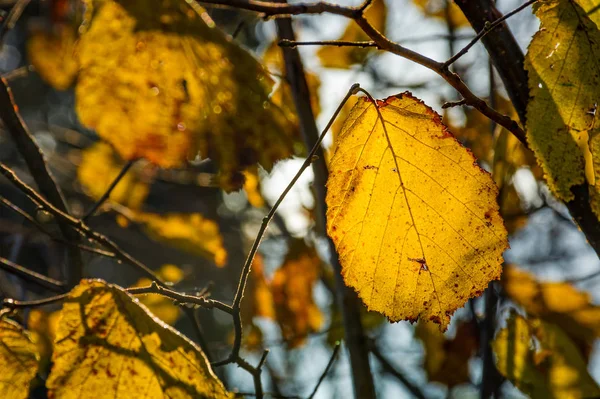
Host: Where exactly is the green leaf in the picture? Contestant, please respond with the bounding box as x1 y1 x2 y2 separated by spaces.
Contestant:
46 280 231 398
525 0 600 215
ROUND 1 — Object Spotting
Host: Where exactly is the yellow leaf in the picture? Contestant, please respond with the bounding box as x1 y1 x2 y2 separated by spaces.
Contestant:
317 0 386 69
503 265 600 353
135 212 227 267
76 0 299 189
134 264 184 325
412 0 470 28
27 27 78 90
415 319 478 387
46 280 231 398
0 314 39 399
27 309 60 370
77 142 150 210
525 0 600 214
272 240 324 347
493 313 600 399
326 93 508 330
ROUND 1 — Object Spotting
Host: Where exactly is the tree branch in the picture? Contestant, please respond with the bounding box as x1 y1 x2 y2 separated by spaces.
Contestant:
193 0 525 144
307 343 340 399
0 162 164 285
0 256 66 293
369 341 426 399
275 11 376 398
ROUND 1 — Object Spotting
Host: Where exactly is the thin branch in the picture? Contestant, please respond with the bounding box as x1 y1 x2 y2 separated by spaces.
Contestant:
82 160 135 221
0 196 117 258
370 342 426 399
128 282 232 314
442 98 467 109
193 0 525 145
443 0 538 69
307 343 340 399
3 292 69 308
216 84 360 368
279 39 377 48
0 256 66 293
0 162 164 285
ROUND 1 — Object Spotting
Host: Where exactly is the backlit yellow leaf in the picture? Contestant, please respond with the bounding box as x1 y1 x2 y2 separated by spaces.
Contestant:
272 240 324 347
525 0 600 215
76 0 299 189
0 314 39 399
317 0 386 69
77 142 150 210
46 280 231 398
503 265 600 352
493 313 600 399
27 27 78 90
326 93 508 330
136 212 228 267
134 264 184 325
415 319 478 387
412 0 469 28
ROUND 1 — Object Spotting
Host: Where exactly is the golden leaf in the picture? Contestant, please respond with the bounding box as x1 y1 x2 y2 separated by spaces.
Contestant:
525 0 600 214
135 212 228 267
317 0 386 69
493 313 600 399
77 142 150 210
503 265 600 354
243 167 265 208
134 264 184 325
46 280 231 398
0 315 39 399
326 93 508 330
27 27 78 90
76 0 299 189
415 319 478 387
272 240 324 347
412 0 470 28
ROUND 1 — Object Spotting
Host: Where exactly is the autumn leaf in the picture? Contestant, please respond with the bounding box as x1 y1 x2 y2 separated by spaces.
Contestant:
46 280 231 398
272 240 324 347
133 264 185 325
27 27 78 90
77 142 150 210
317 0 386 69
525 0 600 216
0 314 40 399
132 212 228 267
493 313 600 399
415 319 478 387
76 0 299 189
27 309 60 371
412 0 469 28
326 93 508 330
502 265 600 356
243 167 265 208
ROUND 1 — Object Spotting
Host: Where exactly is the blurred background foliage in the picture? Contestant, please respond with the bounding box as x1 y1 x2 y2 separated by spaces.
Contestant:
1 0 599 398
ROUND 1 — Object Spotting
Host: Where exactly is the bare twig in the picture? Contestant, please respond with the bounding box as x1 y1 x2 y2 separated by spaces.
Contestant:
442 98 467 109
0 162 164 285
279 39 377 48
3 292 69 308
82 159 135 221
0 256 66 292
307 343 340 399
129 282 232 314
443 0 538 69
